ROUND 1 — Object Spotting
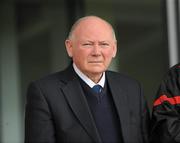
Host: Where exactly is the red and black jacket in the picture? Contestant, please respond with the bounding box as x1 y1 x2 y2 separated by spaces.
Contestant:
150 63 180 143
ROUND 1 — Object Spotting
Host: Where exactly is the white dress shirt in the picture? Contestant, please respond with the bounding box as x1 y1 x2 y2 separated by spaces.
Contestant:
73 63 105 88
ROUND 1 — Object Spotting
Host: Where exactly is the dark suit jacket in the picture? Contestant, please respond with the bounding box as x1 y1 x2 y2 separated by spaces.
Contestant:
25 65 150 143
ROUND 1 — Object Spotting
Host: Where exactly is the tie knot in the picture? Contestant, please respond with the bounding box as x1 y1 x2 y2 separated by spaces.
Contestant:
92 85 102 94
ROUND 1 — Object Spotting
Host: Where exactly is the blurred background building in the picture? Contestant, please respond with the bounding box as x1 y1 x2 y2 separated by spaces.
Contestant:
0 0 179 142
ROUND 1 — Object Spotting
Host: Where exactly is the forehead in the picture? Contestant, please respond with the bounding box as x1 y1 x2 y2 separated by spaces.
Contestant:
77 17 111 28
73 18 114 40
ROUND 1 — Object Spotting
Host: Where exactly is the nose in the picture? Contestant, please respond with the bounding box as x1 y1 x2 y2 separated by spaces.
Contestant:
92 45 101 55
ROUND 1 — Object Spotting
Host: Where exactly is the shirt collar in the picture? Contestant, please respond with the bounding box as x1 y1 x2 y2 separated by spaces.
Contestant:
73 63 105 88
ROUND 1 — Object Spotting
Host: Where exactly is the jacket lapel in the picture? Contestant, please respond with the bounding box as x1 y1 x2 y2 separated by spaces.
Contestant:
106 72 131 143
59 66 101 142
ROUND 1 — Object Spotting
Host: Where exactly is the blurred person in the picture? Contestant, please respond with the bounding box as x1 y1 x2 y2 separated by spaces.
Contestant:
150 63 180 143
25 15 150 143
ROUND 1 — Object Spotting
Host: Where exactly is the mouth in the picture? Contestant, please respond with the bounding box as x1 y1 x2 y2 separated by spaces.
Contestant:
89 61 102 63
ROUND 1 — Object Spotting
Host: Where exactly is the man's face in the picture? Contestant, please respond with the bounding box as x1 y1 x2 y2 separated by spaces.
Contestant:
65 18 117 78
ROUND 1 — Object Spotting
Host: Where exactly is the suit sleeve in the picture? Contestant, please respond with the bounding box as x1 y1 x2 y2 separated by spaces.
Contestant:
25 82 56 143
150 65 180 143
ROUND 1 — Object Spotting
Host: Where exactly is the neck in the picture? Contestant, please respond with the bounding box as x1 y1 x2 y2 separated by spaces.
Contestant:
87 73 103 83
72 63 104 85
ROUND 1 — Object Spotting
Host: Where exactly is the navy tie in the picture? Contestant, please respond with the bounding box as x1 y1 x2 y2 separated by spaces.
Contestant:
92 85 102 94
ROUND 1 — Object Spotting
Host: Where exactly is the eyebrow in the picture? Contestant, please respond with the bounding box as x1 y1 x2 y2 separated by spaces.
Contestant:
99 41 109 43
83 40 109 43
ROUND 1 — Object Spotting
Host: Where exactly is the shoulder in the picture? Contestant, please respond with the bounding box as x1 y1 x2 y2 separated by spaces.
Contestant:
106 71 144 102
106 70 140 86
106 70 139 82
26 66 76 101
170 63 180 70
29 65 76 89
27 71 63 95
156 63 180 98
168 63 180 75
32 71 64 86
163 63 180 81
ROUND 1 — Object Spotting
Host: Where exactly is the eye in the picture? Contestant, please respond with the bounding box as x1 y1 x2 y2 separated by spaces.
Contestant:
102 43 109 46
100 42 110 47
83 43 91 46
82 43 93 47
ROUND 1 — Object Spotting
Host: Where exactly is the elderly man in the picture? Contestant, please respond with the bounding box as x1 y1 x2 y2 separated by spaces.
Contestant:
25 16 150 143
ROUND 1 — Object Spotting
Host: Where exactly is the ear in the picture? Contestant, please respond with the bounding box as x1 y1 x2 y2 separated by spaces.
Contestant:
65 39 73 57
112 41 117 58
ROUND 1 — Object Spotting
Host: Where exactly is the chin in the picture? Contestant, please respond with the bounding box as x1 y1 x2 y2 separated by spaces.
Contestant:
90 69 105 74
85 65 105 72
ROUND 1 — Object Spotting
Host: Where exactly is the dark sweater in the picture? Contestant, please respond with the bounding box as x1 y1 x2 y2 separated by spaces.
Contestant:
79 79 123 143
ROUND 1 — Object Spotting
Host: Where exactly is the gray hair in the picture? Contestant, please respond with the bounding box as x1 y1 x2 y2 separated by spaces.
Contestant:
67 16 117 41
